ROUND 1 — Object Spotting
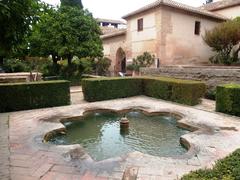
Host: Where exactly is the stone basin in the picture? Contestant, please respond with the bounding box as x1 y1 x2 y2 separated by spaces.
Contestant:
9 96 240 179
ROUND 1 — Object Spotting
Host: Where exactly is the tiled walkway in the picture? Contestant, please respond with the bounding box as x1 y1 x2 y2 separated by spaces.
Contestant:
5 96 240 179
0 88 236 180
0 113 10 180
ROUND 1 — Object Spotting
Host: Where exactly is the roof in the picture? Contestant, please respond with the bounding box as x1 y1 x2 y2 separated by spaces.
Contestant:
96 18 126 24
100 29 126 39
100 26 121 35
200 0 240 11
122 0 227 21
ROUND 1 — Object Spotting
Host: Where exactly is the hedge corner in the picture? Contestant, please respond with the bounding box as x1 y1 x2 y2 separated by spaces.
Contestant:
216 84 240 116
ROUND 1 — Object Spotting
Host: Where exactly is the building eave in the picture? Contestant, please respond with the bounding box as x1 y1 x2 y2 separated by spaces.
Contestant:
122 0 228 21
100 30 126 40
201 0 240 12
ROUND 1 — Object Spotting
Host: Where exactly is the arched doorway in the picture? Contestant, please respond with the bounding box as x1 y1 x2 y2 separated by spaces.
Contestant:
115 48 126 74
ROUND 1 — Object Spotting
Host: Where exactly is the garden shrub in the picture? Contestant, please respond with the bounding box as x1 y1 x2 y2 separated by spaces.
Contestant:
205 88 216 100
216 84 240 116
203 18 240 65
143 77 206 105
0 80 70 112
3 58 30 72
82 77 143 102
82 77 206 105
181 149 240 180
94 57 111 76
131 52 155 71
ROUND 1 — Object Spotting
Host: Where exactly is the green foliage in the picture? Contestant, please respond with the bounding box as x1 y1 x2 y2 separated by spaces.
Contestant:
203 18 240 65
132 52 155 71
79 57 95 74
41 57 95 86
0 0 39 61
2 57 56 73
82 77 206 105
205 88 216 100
29 5 103 64
29 5 60 62
126 64 135 71
206 0 213 4
182 149 240 180
95 57 111 76
3 59 30 73
216 84 240 116
143 77 206 105
61 0 83 8
82 77 143 102
0 81 70 112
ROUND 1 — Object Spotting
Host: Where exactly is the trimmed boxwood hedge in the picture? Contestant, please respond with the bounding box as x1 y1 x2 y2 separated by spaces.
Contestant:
143 77 206 105
82 77 206 106
181 148 240 180
0 80 70 112
82 77 143 102
216 84 240 116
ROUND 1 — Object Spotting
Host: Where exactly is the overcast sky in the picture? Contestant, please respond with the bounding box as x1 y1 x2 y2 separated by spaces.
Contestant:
42 0 214 20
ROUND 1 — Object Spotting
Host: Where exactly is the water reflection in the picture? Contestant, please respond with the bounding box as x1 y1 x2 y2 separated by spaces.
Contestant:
49 111 189 161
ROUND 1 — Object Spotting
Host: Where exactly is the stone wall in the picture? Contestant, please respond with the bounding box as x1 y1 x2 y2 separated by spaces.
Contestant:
0 72 42 83
141 66 240 92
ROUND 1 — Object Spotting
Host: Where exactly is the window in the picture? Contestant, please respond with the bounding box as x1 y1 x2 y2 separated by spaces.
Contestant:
194 21 201 35
137 18 143 32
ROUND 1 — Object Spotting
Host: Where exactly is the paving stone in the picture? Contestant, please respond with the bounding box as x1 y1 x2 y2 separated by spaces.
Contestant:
0 113 10 180
6 96 240 179
31 163 53 178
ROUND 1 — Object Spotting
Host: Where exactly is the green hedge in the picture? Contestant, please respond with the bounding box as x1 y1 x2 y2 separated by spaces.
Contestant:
0 80 70 112
216 84 240 116
181 149 240 180
82 77 143 102
82 77 206 105
143 77 206 105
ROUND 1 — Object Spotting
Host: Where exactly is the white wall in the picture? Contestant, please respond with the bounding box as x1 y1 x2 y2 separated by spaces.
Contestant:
127 11 157 57
162 9 221 65
213 6 240 19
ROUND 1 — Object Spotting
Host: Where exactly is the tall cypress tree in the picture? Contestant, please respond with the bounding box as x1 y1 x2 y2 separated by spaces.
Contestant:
206 0 213 4
60 0 83 8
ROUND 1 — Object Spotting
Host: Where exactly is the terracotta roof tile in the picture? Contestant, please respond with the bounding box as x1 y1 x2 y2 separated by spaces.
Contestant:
100 27 121 35
200 0 240 11
100 29 126 39
122 0 228 20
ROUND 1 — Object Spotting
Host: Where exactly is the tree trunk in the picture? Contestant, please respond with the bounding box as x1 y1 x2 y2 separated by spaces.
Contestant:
233 46 240 61
67 55 72 65
0 56 3 66
52 55 58 65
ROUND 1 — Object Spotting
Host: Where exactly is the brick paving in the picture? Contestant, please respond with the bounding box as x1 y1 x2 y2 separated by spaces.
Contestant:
0 113 10 180
70 86 86 105
1 93 240 179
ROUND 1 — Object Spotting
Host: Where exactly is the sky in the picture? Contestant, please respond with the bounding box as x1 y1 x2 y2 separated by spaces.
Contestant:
42 0 213 20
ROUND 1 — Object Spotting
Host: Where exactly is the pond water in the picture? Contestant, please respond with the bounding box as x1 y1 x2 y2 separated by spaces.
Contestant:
49 111 189 161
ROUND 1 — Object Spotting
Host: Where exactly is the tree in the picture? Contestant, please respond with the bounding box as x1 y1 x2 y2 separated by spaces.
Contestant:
95 57 111 76
29 4 61 64
29 6 103 65
206 0 213 4
57 7 103 64
203 18 240 65
131 52 155 71
0 0 39 65
60 0 83 8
